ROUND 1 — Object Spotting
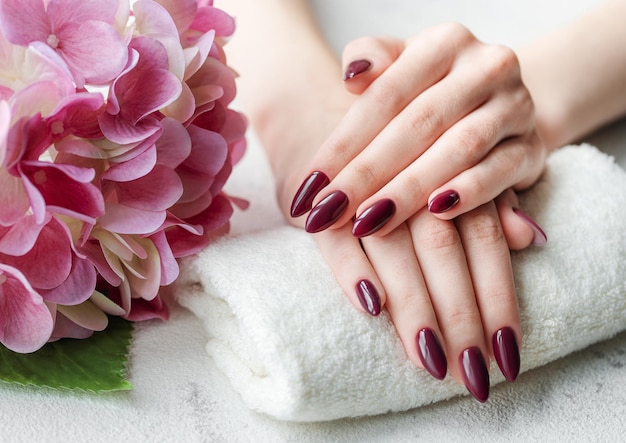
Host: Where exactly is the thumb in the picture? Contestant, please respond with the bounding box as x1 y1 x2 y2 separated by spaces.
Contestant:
496 189 547 251
342 35 405 94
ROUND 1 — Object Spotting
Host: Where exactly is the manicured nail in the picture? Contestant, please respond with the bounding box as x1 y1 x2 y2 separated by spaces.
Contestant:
492 327 520 382
459 347 490 403
355 279 381 316
417 328 447 380
304 190 349 233
513 208 547 246
352 199 396 237
428 190 459 214
290 171 330 218
343 59 371 81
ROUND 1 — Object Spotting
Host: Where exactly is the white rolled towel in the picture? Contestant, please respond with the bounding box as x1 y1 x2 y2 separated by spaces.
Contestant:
175 144 626 422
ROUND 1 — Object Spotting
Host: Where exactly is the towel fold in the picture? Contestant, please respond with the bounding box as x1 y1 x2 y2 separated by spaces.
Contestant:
176 144 626 422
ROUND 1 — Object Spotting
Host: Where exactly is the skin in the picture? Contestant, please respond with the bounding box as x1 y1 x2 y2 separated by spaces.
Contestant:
218 0 626 397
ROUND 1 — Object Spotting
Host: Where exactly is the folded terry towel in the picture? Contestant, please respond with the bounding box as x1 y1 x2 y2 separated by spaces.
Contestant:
175 144 626 422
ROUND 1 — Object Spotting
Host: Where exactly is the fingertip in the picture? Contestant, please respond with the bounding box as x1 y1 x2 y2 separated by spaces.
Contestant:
343 59 372 81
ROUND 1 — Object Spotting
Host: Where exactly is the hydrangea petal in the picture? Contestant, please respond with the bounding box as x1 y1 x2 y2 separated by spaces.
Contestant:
153 0 197 33
0 217 72 290
116 165 183 211
155 118 191 168
0 168 30 227
56 21 128 86
0 264 53 353
41 255 97 305
150 230 178 286
57 301 108 332
0 0 50 45
190 6 235 37
103 145 157 182
0 213 48 256
98 203 166 235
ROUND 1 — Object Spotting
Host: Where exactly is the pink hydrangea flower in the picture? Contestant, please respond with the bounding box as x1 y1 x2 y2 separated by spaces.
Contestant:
0 0 246 353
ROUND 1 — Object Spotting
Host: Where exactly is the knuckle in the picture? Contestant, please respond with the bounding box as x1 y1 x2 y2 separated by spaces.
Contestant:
444 303 482 327
414 218 461 251
350 161 379 188
448 127 491 162
460 211 504 244
483 45 520 81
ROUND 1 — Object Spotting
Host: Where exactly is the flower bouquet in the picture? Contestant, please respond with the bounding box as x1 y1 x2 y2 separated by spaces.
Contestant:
0 0 246 369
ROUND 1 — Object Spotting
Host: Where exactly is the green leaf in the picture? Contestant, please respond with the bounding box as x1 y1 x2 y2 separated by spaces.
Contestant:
0 316 134 393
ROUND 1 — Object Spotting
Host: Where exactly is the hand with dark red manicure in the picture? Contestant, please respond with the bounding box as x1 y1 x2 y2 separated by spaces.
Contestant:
226 0 546 402
289 23 548 238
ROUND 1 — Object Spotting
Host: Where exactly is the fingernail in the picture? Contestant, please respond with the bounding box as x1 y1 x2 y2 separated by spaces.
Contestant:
417 328 447 380
492 327 520 382
428 190 460 214
352 198 396 237
304 190 349 233
290 171 330 218
513 208 547 246
343 59 371 81
355 279 381 316
459 347 490 403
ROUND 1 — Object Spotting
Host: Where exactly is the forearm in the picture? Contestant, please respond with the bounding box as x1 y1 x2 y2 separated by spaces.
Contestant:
517 0 626 150
218 0 352 175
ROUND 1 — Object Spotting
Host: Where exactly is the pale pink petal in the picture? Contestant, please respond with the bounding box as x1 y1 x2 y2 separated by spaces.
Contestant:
99 203 166 235
161 81 196 122
150 230 179 286
47 0 119 27
41 255 97 305
125 237 161 300
57 301 108 331
153 0 197 33
50 311 95 340
133 0 179 37
0 213 49 255
56 21 128 86
0 0 50 45
0 264 53 353
0 168 30 226
183 30 214 79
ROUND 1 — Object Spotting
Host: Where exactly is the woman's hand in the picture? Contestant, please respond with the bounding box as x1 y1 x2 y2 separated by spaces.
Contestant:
290 23 547 238
313 191 543 401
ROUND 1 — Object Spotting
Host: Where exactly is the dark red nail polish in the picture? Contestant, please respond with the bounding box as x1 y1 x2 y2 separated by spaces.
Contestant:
493 327 520 382
355 279 381 316
513 208 547 246
428 190 459 214
290 171 330 218
417 328 447 380
352 199 396 237
343 59 371 81
460 347 490 403
304 190 349 233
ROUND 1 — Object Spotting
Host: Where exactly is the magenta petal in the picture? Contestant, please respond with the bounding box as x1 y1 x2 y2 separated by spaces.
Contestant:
20 161 105 223
190 6 235 37
99 112 162 145
104 145 157 182
0 217 72 289
125 294 169 321
0 0 50 45
0 264 54 353
41 255 96 305
0 213 48 255
79 241 123 287
116 165 183 211
99 203 167 235
155 118 192 168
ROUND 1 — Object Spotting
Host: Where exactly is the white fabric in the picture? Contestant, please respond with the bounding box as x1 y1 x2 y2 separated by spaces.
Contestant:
176 144 626 422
